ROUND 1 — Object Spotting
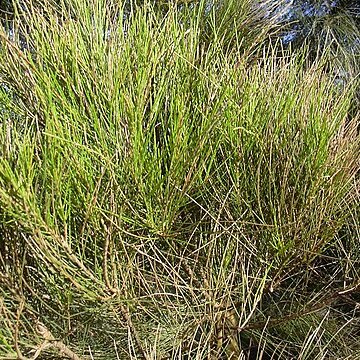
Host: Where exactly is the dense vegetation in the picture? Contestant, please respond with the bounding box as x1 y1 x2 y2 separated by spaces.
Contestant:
0 0 359 359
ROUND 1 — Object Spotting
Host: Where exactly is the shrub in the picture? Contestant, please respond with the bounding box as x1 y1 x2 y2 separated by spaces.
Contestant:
0 0 359 358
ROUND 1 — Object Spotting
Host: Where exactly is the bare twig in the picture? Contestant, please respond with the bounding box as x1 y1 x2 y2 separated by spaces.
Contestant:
35 322 86 360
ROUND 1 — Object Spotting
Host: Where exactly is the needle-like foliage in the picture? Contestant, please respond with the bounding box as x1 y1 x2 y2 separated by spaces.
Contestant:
0 0 359 359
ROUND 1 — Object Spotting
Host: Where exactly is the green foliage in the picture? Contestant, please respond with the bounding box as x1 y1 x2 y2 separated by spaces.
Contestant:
0 0 359 359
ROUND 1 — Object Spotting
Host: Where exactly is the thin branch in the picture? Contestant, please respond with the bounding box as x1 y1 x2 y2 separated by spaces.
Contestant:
235 279 360 332
119 304 150 360
35 322 85 360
